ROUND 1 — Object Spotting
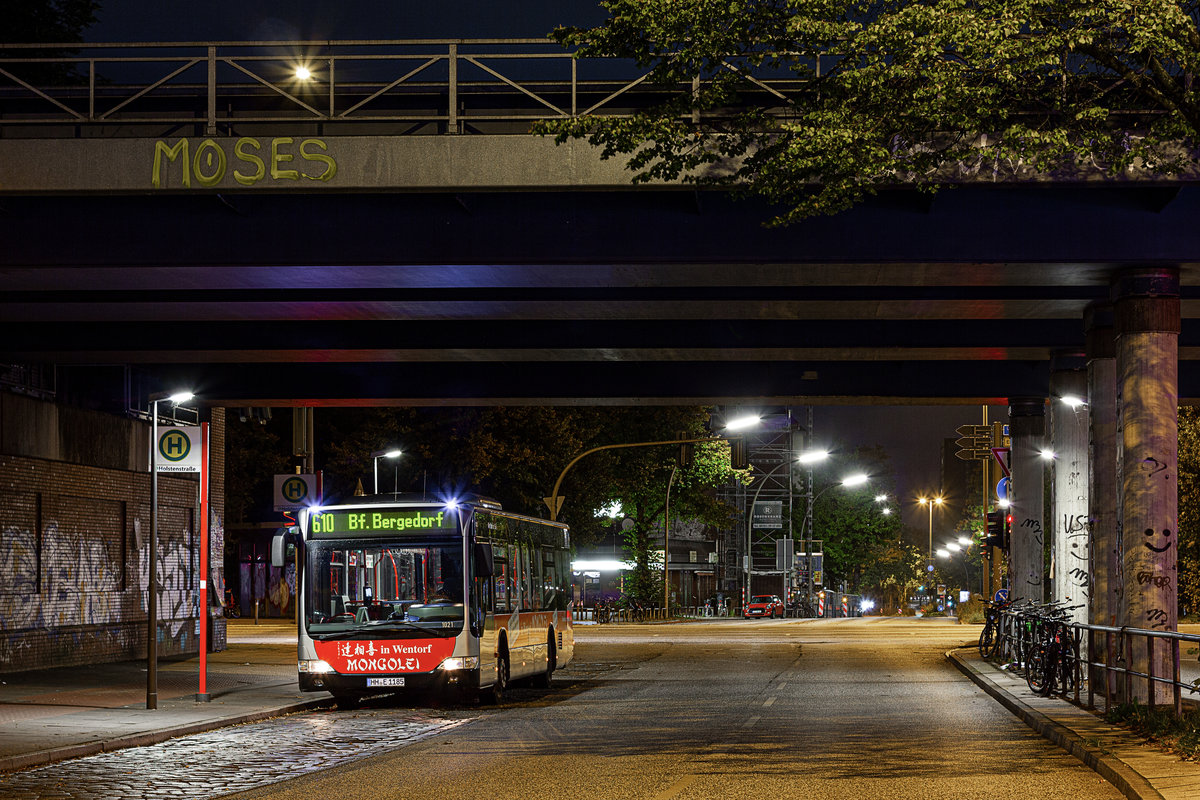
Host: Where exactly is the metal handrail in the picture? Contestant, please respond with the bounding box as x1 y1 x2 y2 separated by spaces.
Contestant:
987 608 1192 717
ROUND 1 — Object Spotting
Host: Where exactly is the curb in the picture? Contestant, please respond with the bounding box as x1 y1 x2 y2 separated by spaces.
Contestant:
947 649 1163 800
0 697 332 775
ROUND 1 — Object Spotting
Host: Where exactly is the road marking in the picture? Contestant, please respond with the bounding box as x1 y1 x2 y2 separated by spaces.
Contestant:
651 774 699 799
777 682 787 690
764 696 776 707
742 715 760 728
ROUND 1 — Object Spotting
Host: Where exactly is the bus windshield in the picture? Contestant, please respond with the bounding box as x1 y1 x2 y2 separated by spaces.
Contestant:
305 537 465 639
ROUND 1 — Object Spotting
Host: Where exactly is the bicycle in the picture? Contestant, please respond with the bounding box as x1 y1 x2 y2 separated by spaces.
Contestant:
978 598 1011 659
223 590 241 619
1024 604 1082 697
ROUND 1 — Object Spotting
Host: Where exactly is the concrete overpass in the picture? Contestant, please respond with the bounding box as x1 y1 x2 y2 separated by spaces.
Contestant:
1 39 1197 406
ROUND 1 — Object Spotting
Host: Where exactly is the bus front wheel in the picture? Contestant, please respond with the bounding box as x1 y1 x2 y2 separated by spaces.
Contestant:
484 650 509 704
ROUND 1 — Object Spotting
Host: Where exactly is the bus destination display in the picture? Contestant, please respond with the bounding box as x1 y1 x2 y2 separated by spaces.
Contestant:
309 508 456 536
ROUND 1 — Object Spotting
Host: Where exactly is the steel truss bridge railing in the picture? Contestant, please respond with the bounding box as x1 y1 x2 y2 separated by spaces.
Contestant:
0 39 806 137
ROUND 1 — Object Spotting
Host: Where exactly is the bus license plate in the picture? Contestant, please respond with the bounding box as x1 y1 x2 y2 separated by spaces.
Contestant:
367 677 405 687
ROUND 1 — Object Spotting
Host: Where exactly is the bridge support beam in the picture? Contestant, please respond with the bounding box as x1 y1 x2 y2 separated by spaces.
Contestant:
1114 267 1179 704
1008 397 1046 604
1086 303 1120 696
1049 353 1089 625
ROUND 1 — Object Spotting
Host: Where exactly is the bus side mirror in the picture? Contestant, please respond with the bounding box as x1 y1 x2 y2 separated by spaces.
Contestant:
271 534 287 568
474 543 495 577
271 529 299 568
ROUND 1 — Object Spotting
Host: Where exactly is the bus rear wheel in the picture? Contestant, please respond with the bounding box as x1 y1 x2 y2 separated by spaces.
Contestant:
535 631 556 688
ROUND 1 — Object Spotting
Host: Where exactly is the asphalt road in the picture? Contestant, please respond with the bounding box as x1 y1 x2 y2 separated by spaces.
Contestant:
226 616 1122 800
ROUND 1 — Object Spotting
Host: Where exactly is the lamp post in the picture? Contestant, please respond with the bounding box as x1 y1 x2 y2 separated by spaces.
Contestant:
795 471 869 615
917 495 944 566
371 449 402 494
147 389 193 710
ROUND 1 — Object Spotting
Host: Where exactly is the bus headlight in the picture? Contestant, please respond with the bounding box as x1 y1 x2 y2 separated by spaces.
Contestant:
439 656 479 671
299 659 336 674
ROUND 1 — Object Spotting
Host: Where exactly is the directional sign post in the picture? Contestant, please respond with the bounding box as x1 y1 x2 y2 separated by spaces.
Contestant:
954 424 993 461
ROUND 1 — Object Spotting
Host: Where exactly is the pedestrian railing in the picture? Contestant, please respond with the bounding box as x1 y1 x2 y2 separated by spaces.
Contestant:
985 605 1197 717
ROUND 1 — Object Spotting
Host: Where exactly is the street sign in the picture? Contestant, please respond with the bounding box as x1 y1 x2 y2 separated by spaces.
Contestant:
991 447 1011 478
274 473 318 511
953 424 993 461
156 425 201 473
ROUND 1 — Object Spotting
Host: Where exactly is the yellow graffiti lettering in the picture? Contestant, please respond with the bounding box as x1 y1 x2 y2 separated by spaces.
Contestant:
300 138 337 182
153 137 337 188
192 139 226 187
152 139 190 188
233 137 265 186
271 137 299 181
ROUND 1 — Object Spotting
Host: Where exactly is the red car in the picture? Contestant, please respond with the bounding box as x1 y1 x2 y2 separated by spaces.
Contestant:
744 594 785 619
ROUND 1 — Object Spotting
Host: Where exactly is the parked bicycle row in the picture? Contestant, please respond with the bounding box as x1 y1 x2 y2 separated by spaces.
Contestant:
979 598 1085 700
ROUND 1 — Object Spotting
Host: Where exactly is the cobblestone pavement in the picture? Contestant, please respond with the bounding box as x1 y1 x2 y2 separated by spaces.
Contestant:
0 706 478 800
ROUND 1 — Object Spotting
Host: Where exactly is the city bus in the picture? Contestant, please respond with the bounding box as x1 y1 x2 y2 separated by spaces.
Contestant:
272 494 573 707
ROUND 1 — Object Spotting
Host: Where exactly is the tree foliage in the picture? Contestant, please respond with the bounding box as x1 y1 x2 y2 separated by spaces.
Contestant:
1179 406 1200 615
1 0 102 82
535 0 1200 225
799 446 904 589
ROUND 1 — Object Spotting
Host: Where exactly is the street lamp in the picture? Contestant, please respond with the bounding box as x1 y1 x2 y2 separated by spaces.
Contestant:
147 389 194 711
371 448 402 494
917 495 944 565
793 472 871 614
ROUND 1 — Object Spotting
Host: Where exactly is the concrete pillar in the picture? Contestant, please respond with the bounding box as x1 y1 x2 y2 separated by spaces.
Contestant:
1113 267 1179 704
1086 303 1118 697
1087 304 1119 624
1049 354 1089 626
1009 397 1046 604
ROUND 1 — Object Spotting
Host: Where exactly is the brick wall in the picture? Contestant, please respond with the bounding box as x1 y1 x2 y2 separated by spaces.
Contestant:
0 401 227 673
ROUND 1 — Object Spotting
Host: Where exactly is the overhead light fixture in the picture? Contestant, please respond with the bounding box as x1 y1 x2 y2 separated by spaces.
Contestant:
724 414 761 431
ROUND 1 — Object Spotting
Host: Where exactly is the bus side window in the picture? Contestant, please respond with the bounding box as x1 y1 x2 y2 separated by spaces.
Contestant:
494 558 510 613
542 550 558 611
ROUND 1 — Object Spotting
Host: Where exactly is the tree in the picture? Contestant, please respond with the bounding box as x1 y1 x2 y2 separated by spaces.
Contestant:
800 446 902 589
1179 406 1200 616
858 538 925 613
1 0 102 83
564 407 746 603
535 0 1200 226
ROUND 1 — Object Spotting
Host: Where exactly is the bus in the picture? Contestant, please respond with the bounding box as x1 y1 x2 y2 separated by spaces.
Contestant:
272 494 573 707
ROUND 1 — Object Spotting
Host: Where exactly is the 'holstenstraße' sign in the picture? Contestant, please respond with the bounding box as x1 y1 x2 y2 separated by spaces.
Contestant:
308 508 458 538
751 500 783 531
156 425 201 473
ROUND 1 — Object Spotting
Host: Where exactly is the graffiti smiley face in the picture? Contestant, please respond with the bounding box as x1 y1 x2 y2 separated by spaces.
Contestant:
1144 528 1174 553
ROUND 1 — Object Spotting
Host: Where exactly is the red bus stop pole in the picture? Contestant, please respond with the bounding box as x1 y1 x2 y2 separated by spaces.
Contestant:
198 422 211 702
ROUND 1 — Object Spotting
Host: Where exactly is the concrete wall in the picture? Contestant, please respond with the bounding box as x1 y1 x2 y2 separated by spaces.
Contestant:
0 394 226 673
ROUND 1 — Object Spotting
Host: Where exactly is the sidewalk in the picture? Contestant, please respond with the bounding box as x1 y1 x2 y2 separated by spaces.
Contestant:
0 618 325 774
950 648 1200 800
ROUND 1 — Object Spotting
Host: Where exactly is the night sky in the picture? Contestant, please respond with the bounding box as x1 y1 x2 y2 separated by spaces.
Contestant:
86 1 607 42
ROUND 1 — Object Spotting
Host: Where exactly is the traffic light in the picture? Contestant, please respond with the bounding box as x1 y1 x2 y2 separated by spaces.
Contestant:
730 437 748 470
677 431 694 467
985 510 1007 550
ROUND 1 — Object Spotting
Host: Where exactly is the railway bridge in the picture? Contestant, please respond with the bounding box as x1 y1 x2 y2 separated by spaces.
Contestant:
0 39 1191 686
